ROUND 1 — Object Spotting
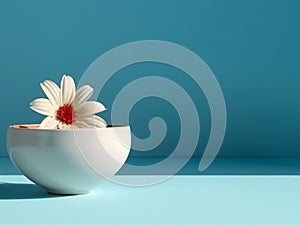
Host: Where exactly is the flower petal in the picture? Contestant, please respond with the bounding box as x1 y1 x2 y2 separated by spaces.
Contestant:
73 85 93 108
57 122 63 129
76 101 106 117
77 115 107 128
73 121 89 129
57 122 72 129
60 75 75 104
30 98 56 116
40 80 60 108
88 115 107 128
39 116 59 129
62 124 72 129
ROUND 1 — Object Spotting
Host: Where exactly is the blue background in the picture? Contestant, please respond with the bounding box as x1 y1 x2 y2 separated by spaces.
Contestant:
0 0 300 158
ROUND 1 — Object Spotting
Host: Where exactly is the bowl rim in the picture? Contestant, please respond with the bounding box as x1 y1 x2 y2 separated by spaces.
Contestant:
9 124 129 131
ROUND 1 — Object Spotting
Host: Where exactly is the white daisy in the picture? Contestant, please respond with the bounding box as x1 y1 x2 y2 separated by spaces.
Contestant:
30 74 107 129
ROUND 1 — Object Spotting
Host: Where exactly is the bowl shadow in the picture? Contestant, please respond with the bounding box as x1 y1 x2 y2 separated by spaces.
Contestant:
0 182 63 200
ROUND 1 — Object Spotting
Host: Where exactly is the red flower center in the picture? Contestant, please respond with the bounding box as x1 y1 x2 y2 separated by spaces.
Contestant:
56 104 75 125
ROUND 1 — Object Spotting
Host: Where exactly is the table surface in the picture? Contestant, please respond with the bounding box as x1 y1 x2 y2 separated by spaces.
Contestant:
2 157 300 225
1 174 300 225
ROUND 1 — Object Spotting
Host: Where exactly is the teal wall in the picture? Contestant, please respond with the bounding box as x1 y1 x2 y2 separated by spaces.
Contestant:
1 0 300 157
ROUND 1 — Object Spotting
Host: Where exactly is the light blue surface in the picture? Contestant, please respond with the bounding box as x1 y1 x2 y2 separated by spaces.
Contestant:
1 175 300 225
1 0 300 158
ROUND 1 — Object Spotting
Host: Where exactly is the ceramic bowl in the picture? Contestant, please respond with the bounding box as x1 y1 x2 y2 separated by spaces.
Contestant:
6 124 131 195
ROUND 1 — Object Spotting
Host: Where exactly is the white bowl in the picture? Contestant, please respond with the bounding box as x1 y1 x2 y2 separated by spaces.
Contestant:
7 124 131 195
